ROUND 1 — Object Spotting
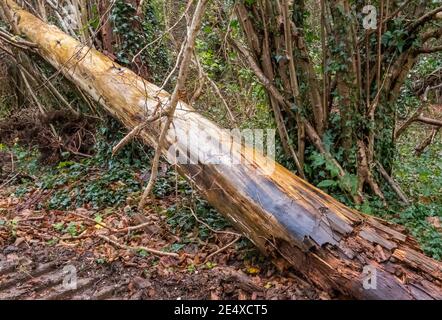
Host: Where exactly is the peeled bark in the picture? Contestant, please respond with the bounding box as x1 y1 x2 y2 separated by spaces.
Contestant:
2 0 442 300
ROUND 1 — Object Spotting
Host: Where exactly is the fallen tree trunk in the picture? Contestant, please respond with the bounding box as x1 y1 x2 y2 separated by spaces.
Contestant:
1 0 442 299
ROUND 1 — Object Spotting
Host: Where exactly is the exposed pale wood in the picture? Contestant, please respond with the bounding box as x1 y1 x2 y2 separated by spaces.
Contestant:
2 0 442 299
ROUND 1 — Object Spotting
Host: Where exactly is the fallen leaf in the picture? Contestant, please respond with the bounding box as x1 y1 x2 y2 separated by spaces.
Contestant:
246 266 260 275
210 291 220 300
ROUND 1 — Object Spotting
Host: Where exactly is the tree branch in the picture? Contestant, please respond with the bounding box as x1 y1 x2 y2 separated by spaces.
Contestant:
138 0 208 210
0 28 37 49
415 127 440 156
416 115 442 127
376 161 410 205
408 6 442 33
416 46 442 54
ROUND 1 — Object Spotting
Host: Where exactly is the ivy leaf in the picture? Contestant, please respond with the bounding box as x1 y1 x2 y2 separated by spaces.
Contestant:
325 161 340 178
360 201 373 214
317 180 338 188
339 174 358 195
229 19 239 29
94 215 103 224
310 152 326 168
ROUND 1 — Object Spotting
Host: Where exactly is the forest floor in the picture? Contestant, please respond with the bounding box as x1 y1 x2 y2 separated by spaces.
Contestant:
0 185 326 300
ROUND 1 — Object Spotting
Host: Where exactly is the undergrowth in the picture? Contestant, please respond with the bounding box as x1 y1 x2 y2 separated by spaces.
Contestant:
2 120 236 247
391 126 442 259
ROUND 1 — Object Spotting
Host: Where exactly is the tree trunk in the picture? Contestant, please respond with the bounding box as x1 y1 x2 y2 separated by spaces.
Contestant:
2 0 442 300
98 0 114 57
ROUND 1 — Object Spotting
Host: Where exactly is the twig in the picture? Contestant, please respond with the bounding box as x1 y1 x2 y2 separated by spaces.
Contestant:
0 173 19 189
0 28 37 49
115 221 154 234
204 236 241 263
18 68 47 116
35 64 80 116
136 0 145 16
415 115 442 127
71 211 155 235
111 101 164 156
408 6 442 34
376 161 410 206
97 234 178 258
70 211 115 232
138 0 209 210
112 123 147 156
187 207 241 237
191 53 237 125
10 151 14 173
157 40 185 92
416 46 442 54
394 87 442 139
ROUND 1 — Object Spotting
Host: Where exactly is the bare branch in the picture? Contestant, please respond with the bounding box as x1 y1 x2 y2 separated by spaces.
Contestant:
204 236 241 263
98 234 179 258
131 0 194 63
376 161 410 205
138 0 209 210
0 28 37 49
416 46 442 54
415 127 440 156
408 6 442 33
191 53 237 125
416 115 442 127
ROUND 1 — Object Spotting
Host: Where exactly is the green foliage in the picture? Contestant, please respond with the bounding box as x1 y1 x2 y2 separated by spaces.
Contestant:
394 204 442 260
3 218 19 238
394 56 442 206
9 120 152 210
7 144 40 177
305 150 357 198
111 0 170 82
392 120 442 260
195 38 226 78
0 96 11 119
53 221 85 237
6 119 233 247
192 5 274 130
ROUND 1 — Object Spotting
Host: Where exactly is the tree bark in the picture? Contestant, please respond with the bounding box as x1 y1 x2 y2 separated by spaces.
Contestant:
98 0 114 57
2 0 442 300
